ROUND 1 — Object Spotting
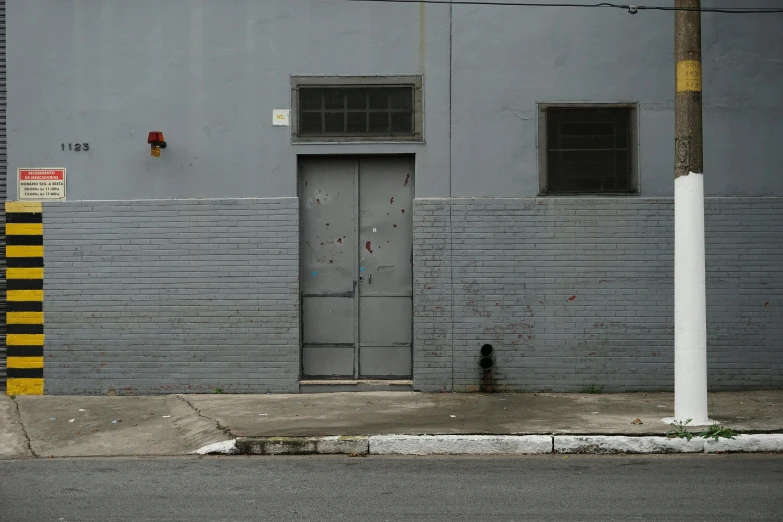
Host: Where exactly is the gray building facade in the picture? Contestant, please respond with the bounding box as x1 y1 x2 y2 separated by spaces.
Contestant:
3 0 782 394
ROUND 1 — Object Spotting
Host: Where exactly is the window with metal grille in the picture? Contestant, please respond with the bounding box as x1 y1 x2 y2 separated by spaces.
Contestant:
292 76 422 142
539 105 637 194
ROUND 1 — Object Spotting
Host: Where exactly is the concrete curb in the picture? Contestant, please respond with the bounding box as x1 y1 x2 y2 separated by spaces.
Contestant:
370 435 552 455
218 434 783 456
192 439 238 455
554 435 705 454
704 434 783 453
235 436 369 455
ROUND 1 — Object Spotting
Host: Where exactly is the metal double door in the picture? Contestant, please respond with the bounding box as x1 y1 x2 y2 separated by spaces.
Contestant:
300 156 413 379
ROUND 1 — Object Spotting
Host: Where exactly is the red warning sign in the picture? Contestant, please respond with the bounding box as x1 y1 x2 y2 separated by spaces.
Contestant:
18 168 66 200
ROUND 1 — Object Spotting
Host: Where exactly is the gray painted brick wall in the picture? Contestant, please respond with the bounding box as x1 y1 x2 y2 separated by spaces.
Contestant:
42 198 300 395
38 195 782 394
413 199 453 391
412 197 783 392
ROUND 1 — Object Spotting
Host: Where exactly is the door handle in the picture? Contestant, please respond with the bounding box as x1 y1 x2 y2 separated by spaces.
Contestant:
368 273 372 284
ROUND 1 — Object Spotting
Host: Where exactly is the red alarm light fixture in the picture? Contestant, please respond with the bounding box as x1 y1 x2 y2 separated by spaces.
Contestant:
147 132 167 157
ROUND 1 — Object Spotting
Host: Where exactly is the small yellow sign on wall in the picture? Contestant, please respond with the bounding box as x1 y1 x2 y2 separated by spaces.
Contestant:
273 109 290 127
676 60 702 92
151 145 161 157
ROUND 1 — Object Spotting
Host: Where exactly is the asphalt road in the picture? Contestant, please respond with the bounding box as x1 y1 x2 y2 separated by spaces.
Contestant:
1 455 782 521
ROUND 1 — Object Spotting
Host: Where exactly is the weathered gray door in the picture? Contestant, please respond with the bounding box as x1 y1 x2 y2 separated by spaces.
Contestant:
300 156 413 379
300 158 358 378
357 158 413 377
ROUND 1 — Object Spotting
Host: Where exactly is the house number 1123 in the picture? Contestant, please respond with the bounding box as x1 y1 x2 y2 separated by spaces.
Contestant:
62 143 90 151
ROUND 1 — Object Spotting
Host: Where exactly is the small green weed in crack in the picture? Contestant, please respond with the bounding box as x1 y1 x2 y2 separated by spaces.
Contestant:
697 423 738 441
582 383 604 394
8 394 16 400
665 419 738 441
213 388 224 394
665 418 694 440
216 423 231 435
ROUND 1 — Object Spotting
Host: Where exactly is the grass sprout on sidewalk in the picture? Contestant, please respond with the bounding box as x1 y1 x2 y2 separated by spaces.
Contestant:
582 383 605 394
665 418 738 441
665 419 694 440
698 424 738 441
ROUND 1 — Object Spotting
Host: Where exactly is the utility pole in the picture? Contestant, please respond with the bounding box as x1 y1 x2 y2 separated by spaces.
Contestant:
674 0 709 424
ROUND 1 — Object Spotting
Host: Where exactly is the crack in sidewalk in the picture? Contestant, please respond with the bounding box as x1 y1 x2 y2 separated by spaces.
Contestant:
175 395 236 439
11 397 38 458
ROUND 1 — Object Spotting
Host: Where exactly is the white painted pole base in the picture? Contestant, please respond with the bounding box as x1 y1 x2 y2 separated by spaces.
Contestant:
674 172 709 425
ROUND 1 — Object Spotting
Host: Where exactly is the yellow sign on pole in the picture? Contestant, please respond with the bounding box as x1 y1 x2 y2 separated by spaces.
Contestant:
676 60 702 92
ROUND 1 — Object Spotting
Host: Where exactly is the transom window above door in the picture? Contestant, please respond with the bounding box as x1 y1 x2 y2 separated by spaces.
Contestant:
291 76 423 142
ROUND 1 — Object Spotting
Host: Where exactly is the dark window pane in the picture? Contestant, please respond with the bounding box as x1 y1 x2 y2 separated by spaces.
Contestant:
324 89 345 111
300 90 322 110
347 112 366 133
558 149 614 165
550 150 615 192
324 113 345 133
547 110 561 148
559 135 615 150
391 112 412 133
346 89 367 110
389 88 412 110
548 151 561 191
300 112 323 134
614 151 630 190
615 113 630 148
368 90 389 110
546 107 632 193
369 112 389 133
559 109 614 123
561 122 614 136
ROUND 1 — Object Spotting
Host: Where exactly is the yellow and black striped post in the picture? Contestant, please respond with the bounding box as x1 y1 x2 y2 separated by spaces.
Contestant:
5 201 45 395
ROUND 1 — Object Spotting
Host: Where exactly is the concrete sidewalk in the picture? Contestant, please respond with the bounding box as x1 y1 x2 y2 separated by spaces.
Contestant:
2 391 782 458
185 390 783 437
0 395 232 459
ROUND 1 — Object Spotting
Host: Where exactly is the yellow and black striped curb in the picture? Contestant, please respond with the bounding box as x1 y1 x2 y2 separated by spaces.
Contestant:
5 201 44 395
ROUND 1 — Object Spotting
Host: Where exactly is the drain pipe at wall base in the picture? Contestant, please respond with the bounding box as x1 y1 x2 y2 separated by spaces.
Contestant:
479 344 494 393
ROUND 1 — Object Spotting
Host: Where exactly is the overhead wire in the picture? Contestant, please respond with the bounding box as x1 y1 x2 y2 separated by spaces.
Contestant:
345 0 783 14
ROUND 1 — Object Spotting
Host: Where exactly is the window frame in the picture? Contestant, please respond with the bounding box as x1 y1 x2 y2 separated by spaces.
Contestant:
537 102 640 196
291 75 424 143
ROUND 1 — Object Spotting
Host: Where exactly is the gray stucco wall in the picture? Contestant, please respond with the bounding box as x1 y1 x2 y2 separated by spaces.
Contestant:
8 0 783 200
42 199 300 394
450 3 783 197
8 0 451 200
412 197 783 392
